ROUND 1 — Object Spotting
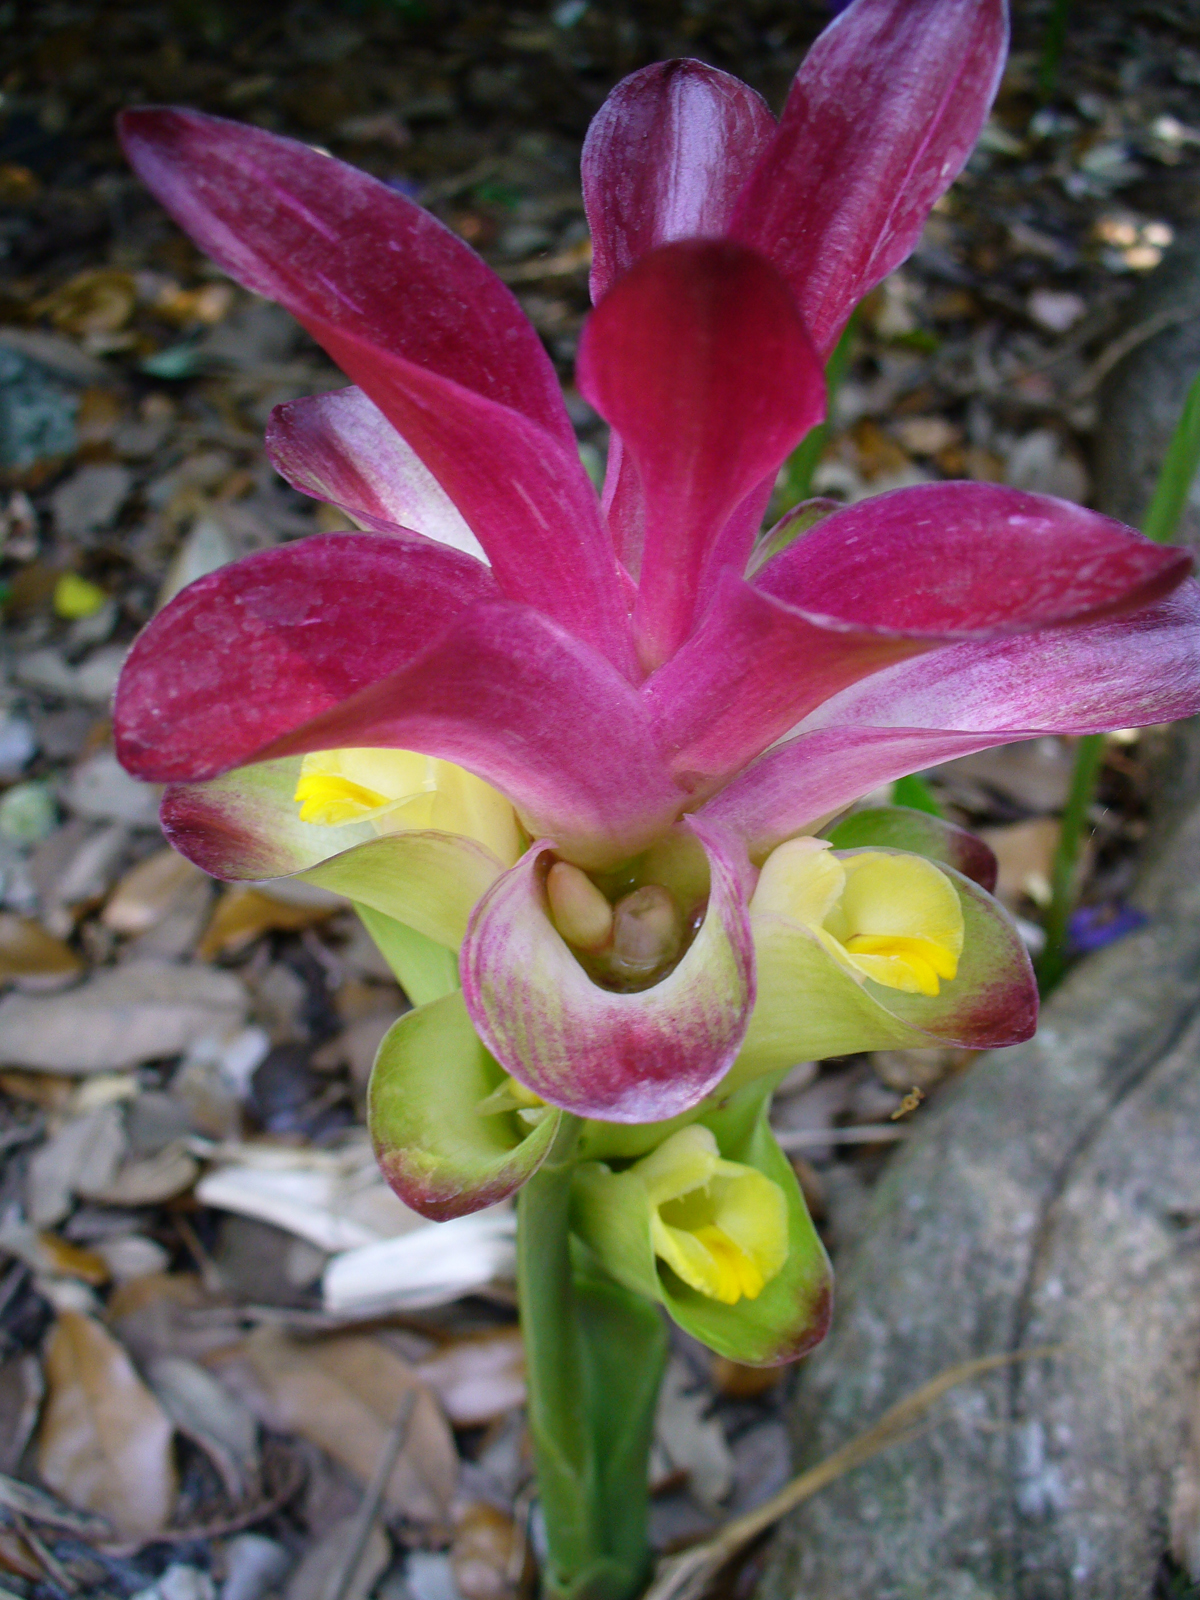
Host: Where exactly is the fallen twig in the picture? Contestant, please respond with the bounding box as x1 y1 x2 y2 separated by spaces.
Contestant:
322 1389 416 1600
773 1124 908 1149
1071 302 1200 397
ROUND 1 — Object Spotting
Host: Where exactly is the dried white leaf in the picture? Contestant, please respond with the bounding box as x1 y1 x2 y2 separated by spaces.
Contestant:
323 1209 516 1315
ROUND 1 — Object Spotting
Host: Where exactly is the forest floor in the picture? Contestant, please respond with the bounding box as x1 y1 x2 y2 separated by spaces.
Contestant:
1 2 1200 1597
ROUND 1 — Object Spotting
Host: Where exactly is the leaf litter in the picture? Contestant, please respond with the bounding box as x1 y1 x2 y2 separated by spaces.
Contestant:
0 0 1196 1594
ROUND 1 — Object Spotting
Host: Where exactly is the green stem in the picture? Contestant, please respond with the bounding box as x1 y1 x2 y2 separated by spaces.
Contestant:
1034 732 1104 992
518 1114 594 1591
518 1116 665 1600
1037 0 1073 101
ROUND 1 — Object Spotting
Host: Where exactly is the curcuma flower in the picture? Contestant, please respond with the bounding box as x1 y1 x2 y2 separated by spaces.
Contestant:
114 0 1200 1356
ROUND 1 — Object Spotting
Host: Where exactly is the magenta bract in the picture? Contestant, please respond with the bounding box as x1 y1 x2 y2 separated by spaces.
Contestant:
114 0 1200 1122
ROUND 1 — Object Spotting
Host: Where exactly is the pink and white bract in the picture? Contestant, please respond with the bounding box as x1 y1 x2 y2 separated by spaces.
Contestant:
114 0 1200 1135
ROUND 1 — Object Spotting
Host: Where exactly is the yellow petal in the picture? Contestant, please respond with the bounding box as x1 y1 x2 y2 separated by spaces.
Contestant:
638 1129 789 1305
711 1162 789 1285
750 837 845 926
650 1215 742 1302
635 1125 720 1208
835 851 964 959
841 942 942 995
294 748 522 864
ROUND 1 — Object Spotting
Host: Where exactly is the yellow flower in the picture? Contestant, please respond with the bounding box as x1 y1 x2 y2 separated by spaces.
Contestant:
751 837 963 997
294 747 522 864
633 1126 787 1305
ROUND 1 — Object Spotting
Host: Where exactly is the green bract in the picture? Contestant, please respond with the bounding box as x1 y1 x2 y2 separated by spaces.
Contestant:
370 988 561 1222
571 1079 830 1365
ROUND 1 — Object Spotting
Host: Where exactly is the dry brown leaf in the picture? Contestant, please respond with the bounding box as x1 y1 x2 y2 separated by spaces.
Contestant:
0 1528 42 1583
85 1143 199 1207
37 1311 177 1543
0 1070 74 1109
451 1502 521 1600
102 850 206 935
947 740 1074 813
27 1105 126 1227
0 914 82 991
35 1234 109 1286
75 387 124 449
416 1330 525 1427
219 1327 457 1525
198 887 338 960
978 817 1063 908
851 418 914 480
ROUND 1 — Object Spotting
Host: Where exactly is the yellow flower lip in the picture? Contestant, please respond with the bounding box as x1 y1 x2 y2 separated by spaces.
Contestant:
750 837 964 996
293 747 522 865
633 1126 788 1306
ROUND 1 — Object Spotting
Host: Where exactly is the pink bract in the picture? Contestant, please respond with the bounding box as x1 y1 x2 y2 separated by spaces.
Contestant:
114 0 1200 1123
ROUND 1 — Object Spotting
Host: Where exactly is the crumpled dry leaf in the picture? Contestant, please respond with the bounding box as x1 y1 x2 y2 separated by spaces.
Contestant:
978 817 1063 909
940 738 1074 813
322 1209 516 1316
34 1233 109 1286
86 1142 200 1207
194 1137 422 1253
0 1468 112 1536
38 269 137 336
106 1273 240 1367
147 1355 260 1501
213 1327 457 1526
0 961 247 1073
0 1526 44 1583
415 1330 525 1427
37 1310 177 1543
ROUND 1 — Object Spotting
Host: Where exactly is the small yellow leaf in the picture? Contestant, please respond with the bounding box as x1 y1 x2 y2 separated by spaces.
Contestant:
52 573 107 620
36 1234 109 1286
